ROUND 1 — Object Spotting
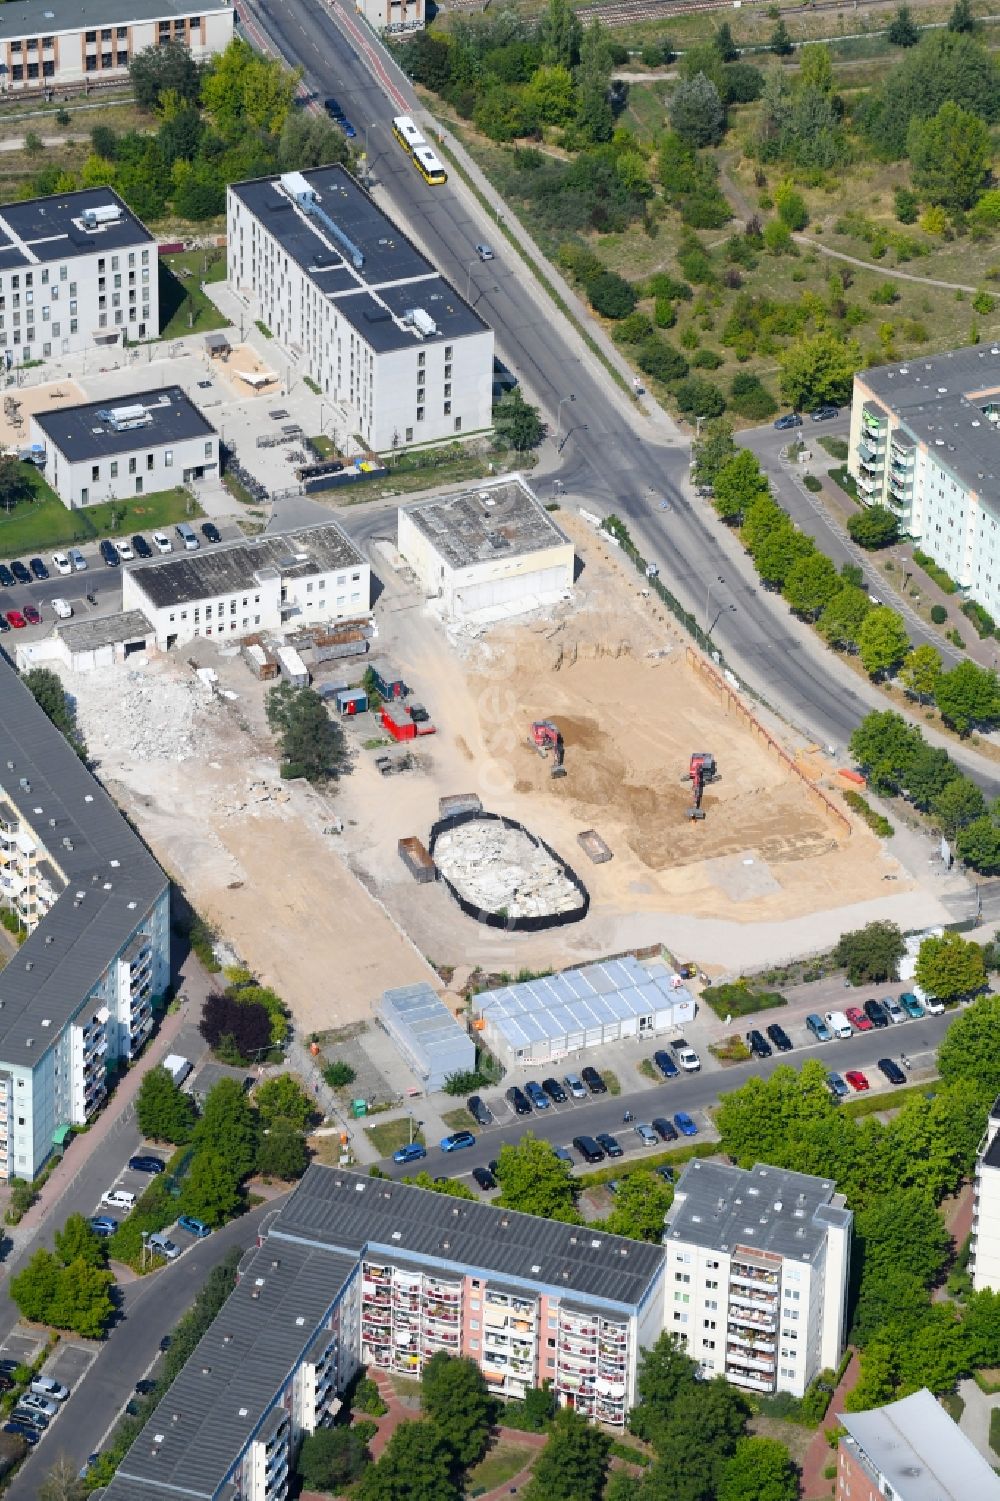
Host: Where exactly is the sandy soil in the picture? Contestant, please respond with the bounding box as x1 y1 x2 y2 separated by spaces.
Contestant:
211 342 282 400
1 379 86 446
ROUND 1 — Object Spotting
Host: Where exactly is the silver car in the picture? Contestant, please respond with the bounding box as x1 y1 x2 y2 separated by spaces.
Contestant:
475 243 495 262
634 1123 659 1147
563 1073 587 1099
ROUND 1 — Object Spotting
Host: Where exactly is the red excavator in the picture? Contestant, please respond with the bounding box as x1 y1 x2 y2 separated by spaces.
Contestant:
529 721 567 778
683 752 716 821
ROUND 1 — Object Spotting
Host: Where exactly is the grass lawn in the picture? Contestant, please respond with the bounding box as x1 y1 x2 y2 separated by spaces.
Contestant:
990 1405 1000 1459
442 1106 476 1131
310 434 339 459
465 1439 537 1494
0 468 198 558
363 1118 425 1156
843 1082 934 1118
158 251 229 342
940 1391 966 1426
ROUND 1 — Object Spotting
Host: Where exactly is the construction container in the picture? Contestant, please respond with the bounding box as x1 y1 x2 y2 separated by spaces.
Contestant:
313 623 373 663
398 836 436 884
578 829 613 864
276 646 310 687
371 666 406 701
439 793 483 819
241 642 279 680
381 702 416 742
336 688 368 716
376 983 475 1091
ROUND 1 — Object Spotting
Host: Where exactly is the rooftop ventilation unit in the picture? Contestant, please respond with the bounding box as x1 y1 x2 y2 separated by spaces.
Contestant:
280 172 365 271
81 203 122 229
403 307 438 338
96 404 152 433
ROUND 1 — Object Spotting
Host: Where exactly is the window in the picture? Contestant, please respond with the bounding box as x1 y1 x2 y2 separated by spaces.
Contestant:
405 426 413 442
80 487 89 504
416 406 424 422
110 461 118 478
164 449 173 468
674 1272 690 1284
204 441 212 458
444 401 451 416
135 478 143 494
454 416 462 432
91 464 99 482
703 1318 716 1329
146 453 154 471
128 457 137 475
444 344 453 359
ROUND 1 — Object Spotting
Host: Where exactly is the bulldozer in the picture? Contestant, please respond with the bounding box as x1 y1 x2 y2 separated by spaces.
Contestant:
682 752 716 821
529 720 567 778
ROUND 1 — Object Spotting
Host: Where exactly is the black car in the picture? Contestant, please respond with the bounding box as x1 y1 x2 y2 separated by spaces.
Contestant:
766 1023 793 1053
596 1131 623 1158
10 560 30 584
864 998 889 1029
572 1134 605 1164
651 1116 678 1142
128 1154 164 1174
747 1029 772 1059
0 1360 20 1377
487 1159 499 1178
324 96 345 120
877 1057 907 1085
472 1165 497 1191
0 565 13 588
201 521 221 543
652 1049 679 1079
3 1421 39 1445
542 1077 567 1104
773 412 802 431
100 539 120 567
467 1094 493 1127
135 1379 158 1396
0 615 10 633
581 1065 607 1095
159 1335 172 1353
28 557 48 580
132 534 153 559
505 1086 531 1117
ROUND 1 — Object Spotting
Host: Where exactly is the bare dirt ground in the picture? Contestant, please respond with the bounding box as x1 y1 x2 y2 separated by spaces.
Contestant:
213 342 281 400
334 512 923 972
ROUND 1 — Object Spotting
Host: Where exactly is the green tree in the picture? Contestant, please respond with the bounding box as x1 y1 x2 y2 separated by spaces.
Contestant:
779 330 861 410
888 3 921 44
899 644 943 703
130 40 202 110
421 1352 492 1466
903 744 955 807
356 1420 461 1501
493 388 545 451
712 450 770 522
934 659 1000 734
915 930 986 1000
939 992 1000 1091
751 522 814 589
629 1333 698 1444
265 682 347 782
774 180 808 231
649 1380 750 1497
22 667 83 749
716 1059 837 1168
931 775 986 837
847 505 899 549
256 1119 308 1180
798 42 834 93
669 74 726 147
833 920 905 986
525 64 577 124
603 1170 673 1241
202 38 299 136
716 1436 798 1501
957 814 1000 872
194 1077 258 1179
948 0 978 31
673 376 725 418
844 1342 898 1411
495 1135 579 1220
298 1425 372 1491
539 0 583 68
849 710 922 793
907 101 990 211
46 1257 115 1338
524 1407 610 1501
587 271 638 319
896 1304 968 1393
782 551 839 618
770 19 793 54
179 1148 244 1227
858 607 910 677
403 1170 477 1200
10 1248 60 1323
254 1073 314 1130
692 419 736 485
714 22 738 60
818 584 872 650
54 1213 106 1270
136 1065 197 1144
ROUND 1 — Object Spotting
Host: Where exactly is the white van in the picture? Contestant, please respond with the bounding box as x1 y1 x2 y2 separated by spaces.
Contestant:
824 1010 853 1040
175 522 199 552
50 598 72 619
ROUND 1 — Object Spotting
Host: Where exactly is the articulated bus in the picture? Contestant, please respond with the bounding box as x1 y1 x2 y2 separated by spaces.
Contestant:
412 144 447 185
392 114 425 153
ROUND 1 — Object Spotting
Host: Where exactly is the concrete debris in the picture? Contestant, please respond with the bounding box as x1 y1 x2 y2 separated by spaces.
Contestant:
433 820 583 920
55 660 220 764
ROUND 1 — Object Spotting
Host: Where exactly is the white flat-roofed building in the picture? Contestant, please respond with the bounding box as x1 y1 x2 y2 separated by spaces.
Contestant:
663 1159 852 1399
0 0 233 93
0 186 157 363
30 386 218 507
838 1388 1000 1501
227 165 494 453
121 521 371 649
397 476 575 620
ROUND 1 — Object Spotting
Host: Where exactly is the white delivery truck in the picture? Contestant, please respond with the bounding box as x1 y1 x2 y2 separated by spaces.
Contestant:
162 1054 193 1087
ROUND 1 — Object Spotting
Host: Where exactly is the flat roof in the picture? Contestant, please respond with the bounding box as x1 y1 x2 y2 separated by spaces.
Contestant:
473 956 694 1053
56 609 154 652
272 1164 665 1309
840 1388 1000 1501
0 187 153 269
860 344 1000 497
0 0 228 38
400 477 569 571
0 656 166 1068
378 983 473 1064
229 166 488 354
103 1238 358 1501
127 523 364 609
665 1160 851 1264
34 387 215 464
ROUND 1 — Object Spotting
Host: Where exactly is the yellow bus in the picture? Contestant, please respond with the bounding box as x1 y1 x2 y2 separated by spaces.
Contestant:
392 114 424 154
413 144 447 186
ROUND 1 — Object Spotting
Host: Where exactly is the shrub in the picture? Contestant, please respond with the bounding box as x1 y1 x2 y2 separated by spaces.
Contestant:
692 348 723 368
913 547 958 592
763 219 793 254
673 376 725 416
700 980 786 1018
586 270 637 319
614 310 654 343
322 1060 356 1088
654 295 676 328
973 290 995 314
843 790 894 837
637 336 689 384
677 241 716 284
729 371 777 419
894 186 919 223
962 598 996 637
931 603 947 624
803 474 822 491
870 282 899 305
847 505 899 549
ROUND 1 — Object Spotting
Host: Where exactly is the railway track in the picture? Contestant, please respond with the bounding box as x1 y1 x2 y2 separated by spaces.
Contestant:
578 0 903 30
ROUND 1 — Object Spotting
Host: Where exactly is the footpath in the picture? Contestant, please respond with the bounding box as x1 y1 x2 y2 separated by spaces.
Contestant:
800 1353 858 1500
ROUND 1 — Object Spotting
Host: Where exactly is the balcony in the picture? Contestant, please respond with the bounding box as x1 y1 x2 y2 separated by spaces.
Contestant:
727 1347 775 1374
730 1269 778 1289
729 1290 777 1311
727 1368 774 1393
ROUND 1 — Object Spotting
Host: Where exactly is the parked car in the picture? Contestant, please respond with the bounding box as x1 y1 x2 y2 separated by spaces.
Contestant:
440 1131 476 1153
572 1135 605 1164
148 1233 180 1260
0 1376 14 1392
0 565 13 587
671 1038 701 1071
68 547 87 571
31 1377 69 1402
883 995 906 1025
673 1111 698 1137
392 1141 426 1164
5 611 25 629
877 1058 907 1086
99 539 120 567
899 992 924 1019
747 1029 772 1059
51 598 72 619
152 531 172 554
652 1048 679 1079
100 1189 136 1210
476 243 495 261
116 538 134 561
134 1380 158 1396
0 1360 21 1377
651 1116 678 1142
553 1146 573 1165
766 1023 793 1052
10 560 31 584
542 1077 567 1103
845 1070 870 1092
524 1080 550 1110
824 1011 853 1040
810 405 840 421
12 1407 47 1431
132 534 153 559
88 1215 118 1236
20 1393 59 1418
23 605 40 625
564 1073 588 1099
176 1215 211 1238
826 1072 849 1100
340 117 357 138
773 412 802 430
28 557 48 580
634 1122 659 1147
845 1006 873 1032
506 1085 531 1116
467 1095 493 1126
472 1166 496 1191
864 998 889 1029
581 1065 607 1094
595 1131 623 1158
324 97 345 120
128 1155 164 1175
51 552 71 575
4 1421 39 1445
201 521 221 543
0 615 9 632
922 993 946 1016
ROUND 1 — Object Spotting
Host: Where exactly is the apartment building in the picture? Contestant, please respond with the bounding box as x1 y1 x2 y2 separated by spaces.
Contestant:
837 1387 1000 1501
969 1096 1000 1292
227 166 494 453
0 187 157 363
663 1160 852 1399
120 521 370 649
0 0 232 93
0 656 169 1181
30 387 218 507
849 345 1000 622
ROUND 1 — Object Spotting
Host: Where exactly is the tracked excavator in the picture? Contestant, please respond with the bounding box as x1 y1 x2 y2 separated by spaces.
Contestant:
683 752 716 821
529 721 567 778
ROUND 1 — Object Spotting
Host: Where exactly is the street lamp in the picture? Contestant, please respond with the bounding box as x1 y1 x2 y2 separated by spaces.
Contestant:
555 394 575 445
705 574 725 631
408 1114 424 1144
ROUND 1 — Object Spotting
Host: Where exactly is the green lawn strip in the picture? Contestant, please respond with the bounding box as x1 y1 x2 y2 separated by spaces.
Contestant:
841 1081 935 1119
0 470 198 557
363 1117 425 1156
578 1140 718 1190
465 1439 537 1492
441 1106 476 1131
158 252 229 341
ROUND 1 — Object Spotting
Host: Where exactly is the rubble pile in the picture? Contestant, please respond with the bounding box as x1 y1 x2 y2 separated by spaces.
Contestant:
60 662 220 763
433 819 584 920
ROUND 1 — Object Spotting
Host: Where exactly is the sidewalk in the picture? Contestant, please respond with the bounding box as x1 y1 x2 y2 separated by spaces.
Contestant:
801 1353 858 1500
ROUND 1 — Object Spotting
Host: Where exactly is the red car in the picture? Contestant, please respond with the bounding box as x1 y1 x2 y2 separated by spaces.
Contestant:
845 1070 870 1092
23 605 40 625
845 1006 872 1032
5 610 25 629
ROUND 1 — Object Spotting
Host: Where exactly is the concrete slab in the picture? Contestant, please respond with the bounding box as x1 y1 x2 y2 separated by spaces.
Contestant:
0 1329 45 1367
41 1341 97 1390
